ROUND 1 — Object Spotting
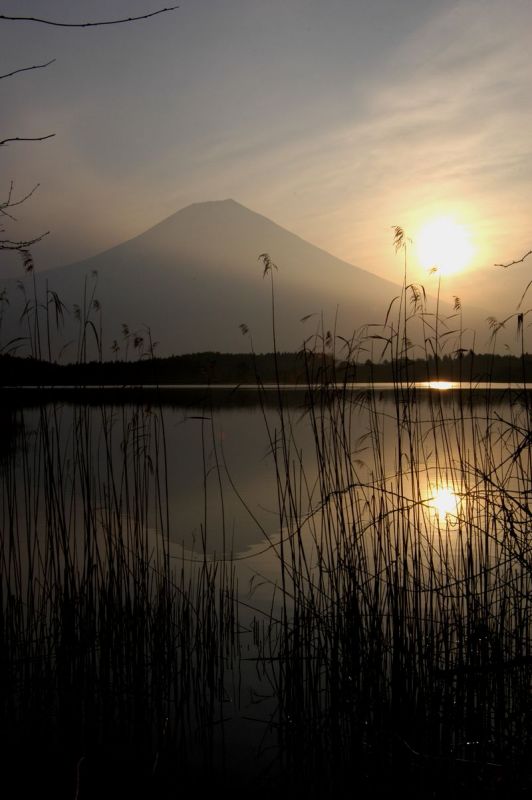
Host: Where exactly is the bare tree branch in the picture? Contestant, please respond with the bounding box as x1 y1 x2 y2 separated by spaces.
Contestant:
0 6 179 265
0 7 179 28
0 232 49 251
1 183 41 223
495 250 532 268
0 59 56 81
0 134 56 147
5 183 41 210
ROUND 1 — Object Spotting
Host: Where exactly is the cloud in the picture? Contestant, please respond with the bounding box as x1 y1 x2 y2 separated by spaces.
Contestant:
250 0 532 286
2 0 531 317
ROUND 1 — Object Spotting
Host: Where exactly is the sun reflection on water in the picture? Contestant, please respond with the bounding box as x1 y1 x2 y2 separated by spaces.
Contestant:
424 381 455 391
427 486 460 522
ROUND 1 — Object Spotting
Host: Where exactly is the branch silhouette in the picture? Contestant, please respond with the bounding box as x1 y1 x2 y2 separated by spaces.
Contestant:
0 135 56 147
0 233 49 251
0 6 179 259
0 59 56 81
495 250 532 268
0 7 179 28
1 183 41 223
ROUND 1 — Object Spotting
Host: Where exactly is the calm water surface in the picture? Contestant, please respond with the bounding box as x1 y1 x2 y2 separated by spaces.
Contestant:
4 383 528 576
2 383 531 785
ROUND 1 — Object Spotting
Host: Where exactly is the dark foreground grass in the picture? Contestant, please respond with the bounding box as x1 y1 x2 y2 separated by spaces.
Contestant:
252 375 532 798
1 260 532 798
0 401 242 798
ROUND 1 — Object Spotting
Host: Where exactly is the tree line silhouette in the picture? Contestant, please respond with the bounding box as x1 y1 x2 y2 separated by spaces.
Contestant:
1 350 531 387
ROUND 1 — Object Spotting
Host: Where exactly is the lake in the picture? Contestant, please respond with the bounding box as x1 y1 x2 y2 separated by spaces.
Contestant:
1 382 531 795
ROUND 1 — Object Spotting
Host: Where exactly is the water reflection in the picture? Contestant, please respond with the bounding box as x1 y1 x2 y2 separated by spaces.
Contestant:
423 380 456 391
0 406 20 460
3 384 532 789
426 485 460 522
3 387 527 561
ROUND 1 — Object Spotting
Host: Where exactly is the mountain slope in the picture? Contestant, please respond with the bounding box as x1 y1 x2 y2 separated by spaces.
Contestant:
0 199 488 358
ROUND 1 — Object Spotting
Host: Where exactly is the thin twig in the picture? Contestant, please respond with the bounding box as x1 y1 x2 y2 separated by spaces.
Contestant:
0 8 179 28
0 232 49 250
495 250 532 268
0 59 55 81
1 183 41 217
0 134 56 146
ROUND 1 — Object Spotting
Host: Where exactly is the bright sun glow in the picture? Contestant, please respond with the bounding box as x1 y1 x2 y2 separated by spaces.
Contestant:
425 381 455 391
429 487 459 521
416 217 474 276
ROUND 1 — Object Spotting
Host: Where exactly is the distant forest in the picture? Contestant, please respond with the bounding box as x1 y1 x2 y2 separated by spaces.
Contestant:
1 350 531 386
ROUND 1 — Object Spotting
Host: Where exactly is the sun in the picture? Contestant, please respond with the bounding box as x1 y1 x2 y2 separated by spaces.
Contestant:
416 217 474 277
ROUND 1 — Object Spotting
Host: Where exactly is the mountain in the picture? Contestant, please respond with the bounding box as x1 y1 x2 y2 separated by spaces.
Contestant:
0 199 492 359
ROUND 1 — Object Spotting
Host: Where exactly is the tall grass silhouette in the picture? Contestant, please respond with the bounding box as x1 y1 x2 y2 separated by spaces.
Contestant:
240 239 532 796
0 276 241 797
1 235 531 797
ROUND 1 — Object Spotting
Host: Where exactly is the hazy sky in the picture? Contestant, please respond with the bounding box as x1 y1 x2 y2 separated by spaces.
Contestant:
1 0 531 296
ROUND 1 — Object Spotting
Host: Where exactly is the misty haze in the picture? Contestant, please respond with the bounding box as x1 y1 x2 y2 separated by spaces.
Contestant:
1 198 520 360
2 2 532 798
